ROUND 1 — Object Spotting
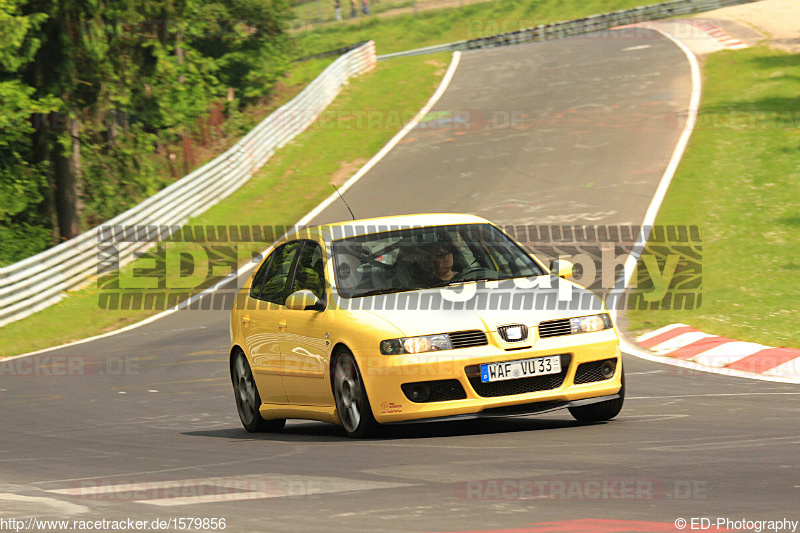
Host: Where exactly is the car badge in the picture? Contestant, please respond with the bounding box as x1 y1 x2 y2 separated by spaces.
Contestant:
498 324 528 343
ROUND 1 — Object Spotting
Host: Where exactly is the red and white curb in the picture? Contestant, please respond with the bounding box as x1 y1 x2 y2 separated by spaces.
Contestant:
636 324 800 379
622 19 748 52
682 19 748 50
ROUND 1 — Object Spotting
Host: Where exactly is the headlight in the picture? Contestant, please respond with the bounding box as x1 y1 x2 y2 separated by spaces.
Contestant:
570 313 613 334
380 334 453 355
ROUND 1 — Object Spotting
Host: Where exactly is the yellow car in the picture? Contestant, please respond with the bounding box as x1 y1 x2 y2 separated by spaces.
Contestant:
229 214 623 437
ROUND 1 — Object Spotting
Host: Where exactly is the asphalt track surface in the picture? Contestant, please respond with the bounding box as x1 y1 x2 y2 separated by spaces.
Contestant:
2 31 798 532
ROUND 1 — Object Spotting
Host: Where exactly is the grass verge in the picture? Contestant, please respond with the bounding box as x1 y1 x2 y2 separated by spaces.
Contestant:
294 0 651 57
626 46 800 348
0 53 449 357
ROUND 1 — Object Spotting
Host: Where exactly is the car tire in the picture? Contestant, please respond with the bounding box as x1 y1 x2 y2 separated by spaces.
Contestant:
232 350 286 433
333 349 378 438
568 367 625 423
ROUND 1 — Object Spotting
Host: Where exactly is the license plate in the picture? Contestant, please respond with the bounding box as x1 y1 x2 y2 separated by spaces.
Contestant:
480 355 561 383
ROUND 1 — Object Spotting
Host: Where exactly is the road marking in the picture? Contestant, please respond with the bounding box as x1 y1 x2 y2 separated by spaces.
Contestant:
32 450 307 486
47 474 414 507
160 358 225 366
627 392 800 400
623 45 651 51
619 414 689 422
362 463 579 484
0 492 89 515
644 435 799 452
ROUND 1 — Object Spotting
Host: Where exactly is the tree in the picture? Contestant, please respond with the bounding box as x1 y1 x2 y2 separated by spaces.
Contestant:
1 0 293 264
0 0 59 263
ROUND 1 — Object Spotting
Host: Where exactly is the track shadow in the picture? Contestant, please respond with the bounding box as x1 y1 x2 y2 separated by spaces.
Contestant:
183 415 594 442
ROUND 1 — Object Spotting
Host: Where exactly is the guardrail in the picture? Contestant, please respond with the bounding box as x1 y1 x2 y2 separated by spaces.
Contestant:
377 0 757 59
0 41 377 327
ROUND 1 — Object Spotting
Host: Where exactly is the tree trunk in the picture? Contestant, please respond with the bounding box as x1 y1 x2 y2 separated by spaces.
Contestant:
54 117 83 240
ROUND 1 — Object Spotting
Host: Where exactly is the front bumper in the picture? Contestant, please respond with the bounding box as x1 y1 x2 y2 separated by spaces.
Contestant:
355 329 622 424
385 393 621 425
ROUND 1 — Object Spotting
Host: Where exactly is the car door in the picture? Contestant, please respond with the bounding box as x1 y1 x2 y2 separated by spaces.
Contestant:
243 240 301 405
279 240 332 406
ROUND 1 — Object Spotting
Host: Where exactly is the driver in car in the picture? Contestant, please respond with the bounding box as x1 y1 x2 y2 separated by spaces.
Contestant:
429 243 458 283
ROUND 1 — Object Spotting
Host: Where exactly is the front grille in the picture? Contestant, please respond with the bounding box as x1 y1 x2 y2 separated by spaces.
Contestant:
538 318 572 338
466 354 572 398
448 330 488 349
574 358 617 384
401 379 467 403
497 324 529 343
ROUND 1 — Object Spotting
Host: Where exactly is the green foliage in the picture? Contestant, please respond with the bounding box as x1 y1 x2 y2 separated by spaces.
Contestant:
188 0 293 102
0 1 60 263
0 223 52 265
80 124 162 223
0 0 293 265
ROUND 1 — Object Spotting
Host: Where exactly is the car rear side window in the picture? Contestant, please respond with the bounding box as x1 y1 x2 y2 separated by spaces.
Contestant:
258 241 302 304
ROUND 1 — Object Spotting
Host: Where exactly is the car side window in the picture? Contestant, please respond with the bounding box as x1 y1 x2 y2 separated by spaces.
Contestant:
260 241 302 305
291 242 326 302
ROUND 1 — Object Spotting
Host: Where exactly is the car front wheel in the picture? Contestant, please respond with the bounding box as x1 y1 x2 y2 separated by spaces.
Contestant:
232 350 286 433
568 368 625 423
333 350 378 438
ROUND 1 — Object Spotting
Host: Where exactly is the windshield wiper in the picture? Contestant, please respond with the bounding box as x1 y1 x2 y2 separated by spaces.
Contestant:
428 276 504 288
353 287 409 297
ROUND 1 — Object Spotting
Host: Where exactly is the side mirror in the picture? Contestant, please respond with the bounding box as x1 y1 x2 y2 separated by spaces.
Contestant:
285 289 324 311
550 259 574 280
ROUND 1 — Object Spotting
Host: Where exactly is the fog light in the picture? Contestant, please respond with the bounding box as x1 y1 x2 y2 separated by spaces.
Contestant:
601 361 616 379
409 383 430 402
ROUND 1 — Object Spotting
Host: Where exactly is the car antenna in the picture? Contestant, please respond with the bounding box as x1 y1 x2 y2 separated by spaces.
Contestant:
332 184 356 220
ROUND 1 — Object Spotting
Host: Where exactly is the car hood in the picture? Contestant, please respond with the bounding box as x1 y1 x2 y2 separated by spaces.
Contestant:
331 276 607 337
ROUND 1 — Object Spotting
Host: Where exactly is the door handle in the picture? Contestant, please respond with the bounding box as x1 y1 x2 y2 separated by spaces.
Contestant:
278 319 287 331
242 314 251 326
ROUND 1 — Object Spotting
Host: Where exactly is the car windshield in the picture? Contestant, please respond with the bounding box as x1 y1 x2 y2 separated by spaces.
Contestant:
332 223 546 298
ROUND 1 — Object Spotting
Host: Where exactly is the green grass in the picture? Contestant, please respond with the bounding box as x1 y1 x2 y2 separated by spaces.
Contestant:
290 0 414 29
0 53 449 357
626 47 800 348
294 0 652 57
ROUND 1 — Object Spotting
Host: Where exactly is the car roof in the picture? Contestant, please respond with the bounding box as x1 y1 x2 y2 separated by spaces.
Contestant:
283 213 492 242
